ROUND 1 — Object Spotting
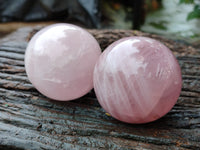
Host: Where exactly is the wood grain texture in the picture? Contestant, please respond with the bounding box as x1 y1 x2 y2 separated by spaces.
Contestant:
0 27 200 150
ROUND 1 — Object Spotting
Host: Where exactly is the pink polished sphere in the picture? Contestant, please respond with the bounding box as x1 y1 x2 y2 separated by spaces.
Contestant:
25 23 101 101
93 37 182 124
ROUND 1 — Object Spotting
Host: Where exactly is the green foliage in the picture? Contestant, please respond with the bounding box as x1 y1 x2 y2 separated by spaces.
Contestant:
149 21 167 30
179 0 200 21
179 0 194 4
187 5 200 20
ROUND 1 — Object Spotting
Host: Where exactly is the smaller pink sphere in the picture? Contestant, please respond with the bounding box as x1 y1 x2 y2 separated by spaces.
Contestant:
25 23 101 101
93 37 182 124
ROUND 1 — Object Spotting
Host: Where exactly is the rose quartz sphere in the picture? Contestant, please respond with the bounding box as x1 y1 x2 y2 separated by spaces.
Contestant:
93 37 182 124
25 23 101 101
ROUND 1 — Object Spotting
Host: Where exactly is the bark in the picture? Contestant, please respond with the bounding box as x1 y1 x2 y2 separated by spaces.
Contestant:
0 26 199 150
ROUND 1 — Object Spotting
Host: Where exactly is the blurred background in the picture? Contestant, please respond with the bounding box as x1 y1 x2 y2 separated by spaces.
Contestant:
0 0 200 45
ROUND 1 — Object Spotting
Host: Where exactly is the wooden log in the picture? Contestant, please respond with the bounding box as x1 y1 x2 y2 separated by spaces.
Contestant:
0 26 200 150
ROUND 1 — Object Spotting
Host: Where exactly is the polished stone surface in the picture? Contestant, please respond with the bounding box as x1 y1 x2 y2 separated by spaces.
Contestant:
25 23 101 101
93 37 182 124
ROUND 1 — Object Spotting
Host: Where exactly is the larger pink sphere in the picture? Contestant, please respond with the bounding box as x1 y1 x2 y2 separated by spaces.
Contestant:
25 23 101 101
93 37 182 124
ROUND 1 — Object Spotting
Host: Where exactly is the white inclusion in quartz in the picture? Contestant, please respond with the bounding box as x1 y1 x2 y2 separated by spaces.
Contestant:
34 27 65 55
43 78 62 84
131 39 141 44
105 39 147 77
33 25 77 57
145 38 154 44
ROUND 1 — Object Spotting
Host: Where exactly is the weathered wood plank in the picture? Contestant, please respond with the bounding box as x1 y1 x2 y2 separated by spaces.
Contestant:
0 27 200 150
